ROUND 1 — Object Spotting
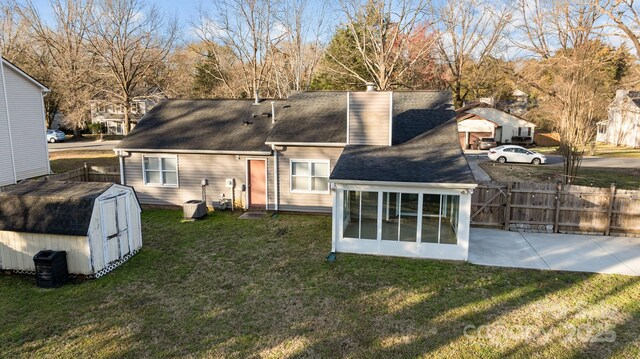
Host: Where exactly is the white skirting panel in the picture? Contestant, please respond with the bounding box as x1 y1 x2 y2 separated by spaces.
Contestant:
336 237 467 261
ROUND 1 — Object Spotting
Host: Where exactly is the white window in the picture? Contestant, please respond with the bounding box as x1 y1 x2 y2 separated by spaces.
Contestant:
290 159 330 193
143 155 178 187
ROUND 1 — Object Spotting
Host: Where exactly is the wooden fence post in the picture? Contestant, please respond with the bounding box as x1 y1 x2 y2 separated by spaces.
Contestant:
504 182 513 231
554 182 562 233
604 183 617 236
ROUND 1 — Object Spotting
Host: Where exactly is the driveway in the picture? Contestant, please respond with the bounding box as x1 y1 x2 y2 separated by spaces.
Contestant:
465 151 640 168
48 140 120 152
469 228 640 276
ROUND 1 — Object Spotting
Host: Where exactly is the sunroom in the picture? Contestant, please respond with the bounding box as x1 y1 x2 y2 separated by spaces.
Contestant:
329 120 477 261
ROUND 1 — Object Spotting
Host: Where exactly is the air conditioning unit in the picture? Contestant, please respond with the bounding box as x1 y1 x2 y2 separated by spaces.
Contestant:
183 200 207 220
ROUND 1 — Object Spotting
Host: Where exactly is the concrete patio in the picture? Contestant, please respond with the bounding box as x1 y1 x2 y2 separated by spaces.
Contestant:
469 228 640 276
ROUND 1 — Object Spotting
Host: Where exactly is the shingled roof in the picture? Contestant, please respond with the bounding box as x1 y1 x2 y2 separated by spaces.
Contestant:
0 181 113 236
116 99 277 153
330 119 475 184
266 91 454 145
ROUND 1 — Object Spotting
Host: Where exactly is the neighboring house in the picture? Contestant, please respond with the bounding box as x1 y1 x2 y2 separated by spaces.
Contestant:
115 89 477 260
456 104 536 149
0 57 50 187
90 96 161 135
598 90 640 147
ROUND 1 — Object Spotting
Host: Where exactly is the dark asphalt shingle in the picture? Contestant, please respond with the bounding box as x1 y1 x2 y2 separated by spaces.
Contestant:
116 99 277 152
392 91 455 145
0 181 113 236
330 119 475 184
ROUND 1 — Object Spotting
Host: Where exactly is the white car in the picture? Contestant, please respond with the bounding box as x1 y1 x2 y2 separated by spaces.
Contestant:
488 145 547 165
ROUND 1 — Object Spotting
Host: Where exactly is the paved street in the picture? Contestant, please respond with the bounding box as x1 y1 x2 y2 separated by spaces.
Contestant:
465 151 640 168
48 140 120 152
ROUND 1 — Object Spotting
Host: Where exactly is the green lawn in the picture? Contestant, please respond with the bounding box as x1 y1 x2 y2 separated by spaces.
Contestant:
1 210 639 357
480 162 640 189
49 150 119 173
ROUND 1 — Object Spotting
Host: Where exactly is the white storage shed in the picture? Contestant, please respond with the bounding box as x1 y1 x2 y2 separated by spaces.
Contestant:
0 180 142 277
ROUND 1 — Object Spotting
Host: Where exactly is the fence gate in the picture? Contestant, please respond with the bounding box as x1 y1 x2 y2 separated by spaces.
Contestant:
470 182 508 227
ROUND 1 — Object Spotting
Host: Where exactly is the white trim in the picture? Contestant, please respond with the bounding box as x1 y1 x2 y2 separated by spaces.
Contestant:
273 147 279 211
40 93 51 174
346 91 350 145
264 142 345 147
0 58 17 184
289 158 331 194
119 155 125 185
1 58 49 92
141 154 179 188
246 158 269 209
115 148 272 155
389 92 393 146
332 179 478 189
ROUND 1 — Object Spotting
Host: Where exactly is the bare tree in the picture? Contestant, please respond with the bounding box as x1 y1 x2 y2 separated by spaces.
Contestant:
435 0 511 107
327 0 436 90
599 0 640 57
1 2 33 62
195 0 280 102
512 0 613 184
89 0 177 134
16 0 96 136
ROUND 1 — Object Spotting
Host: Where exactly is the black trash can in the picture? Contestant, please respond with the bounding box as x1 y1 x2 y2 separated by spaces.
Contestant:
33 250 68 288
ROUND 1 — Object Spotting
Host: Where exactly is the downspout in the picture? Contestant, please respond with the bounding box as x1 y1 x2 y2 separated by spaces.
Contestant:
271 144 279 211
0 58 18 184
118 152 125 185
41 92 51 174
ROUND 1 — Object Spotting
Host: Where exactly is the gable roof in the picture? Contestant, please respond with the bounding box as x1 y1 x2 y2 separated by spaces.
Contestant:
463 107 535 127
1 57 49 92
330 119 475 184
115 99 277 154
266 90 454 145
0 180 113 236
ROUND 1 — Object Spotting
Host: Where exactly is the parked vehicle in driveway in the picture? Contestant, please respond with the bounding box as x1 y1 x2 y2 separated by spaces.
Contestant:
509 136 533 147
488 145 547 165
46 129 65 143
476 137 497 150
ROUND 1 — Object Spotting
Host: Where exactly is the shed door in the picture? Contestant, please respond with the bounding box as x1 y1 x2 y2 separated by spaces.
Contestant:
99 193 131 266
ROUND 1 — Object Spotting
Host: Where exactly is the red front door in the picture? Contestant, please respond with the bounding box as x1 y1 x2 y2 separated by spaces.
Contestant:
248 160 266 209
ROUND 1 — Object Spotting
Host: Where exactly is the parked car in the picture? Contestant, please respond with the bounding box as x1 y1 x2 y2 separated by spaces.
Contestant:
476 137 497 150
509 136 533 147
46 129 65 143
488 145 547 165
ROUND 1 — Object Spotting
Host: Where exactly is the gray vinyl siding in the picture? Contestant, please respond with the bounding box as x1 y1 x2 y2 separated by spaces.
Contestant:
0 66 14 186
277 146 343 213
123 152 275 209
348 92 391 145
3 65 49 180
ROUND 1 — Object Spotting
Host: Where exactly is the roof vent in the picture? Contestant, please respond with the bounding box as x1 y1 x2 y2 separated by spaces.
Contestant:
365 82 377 92
283 105 291 109
243 120 253 125
261 112 271 117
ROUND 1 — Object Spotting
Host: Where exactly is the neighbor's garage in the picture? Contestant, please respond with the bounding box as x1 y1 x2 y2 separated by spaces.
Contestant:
0 180 142 277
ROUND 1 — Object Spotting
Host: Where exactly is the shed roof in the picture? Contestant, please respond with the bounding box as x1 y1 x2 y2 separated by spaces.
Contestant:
0 181 113 236
116 99 277 153
330 119 476 184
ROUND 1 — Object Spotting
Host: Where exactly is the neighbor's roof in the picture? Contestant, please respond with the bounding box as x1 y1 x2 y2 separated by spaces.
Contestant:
0 180 113 236
330 119 476 184
266 91 454 145
116 99 277 153
1 57 49 92
464 107 535 127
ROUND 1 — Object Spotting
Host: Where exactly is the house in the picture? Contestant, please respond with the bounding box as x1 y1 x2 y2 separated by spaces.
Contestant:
598 90 640 147
456 104 536 149
90 95 161 135
0 180 142 276
115 89 477 260
0 57 50 187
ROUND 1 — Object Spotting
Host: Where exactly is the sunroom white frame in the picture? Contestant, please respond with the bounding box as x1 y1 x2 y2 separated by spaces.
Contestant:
331 181 476 261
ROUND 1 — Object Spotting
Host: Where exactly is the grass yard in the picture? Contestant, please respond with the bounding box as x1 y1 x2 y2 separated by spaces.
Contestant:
1 210 640 358
528 144 640 158
479 162 640 189
49 150 119 173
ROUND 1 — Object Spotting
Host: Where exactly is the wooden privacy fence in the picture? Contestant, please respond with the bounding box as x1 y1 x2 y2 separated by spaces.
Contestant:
471 181 640 237
44 165 121 184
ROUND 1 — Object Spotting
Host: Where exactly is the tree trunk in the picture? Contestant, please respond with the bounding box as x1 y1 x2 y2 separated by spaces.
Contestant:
123 101 131 135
